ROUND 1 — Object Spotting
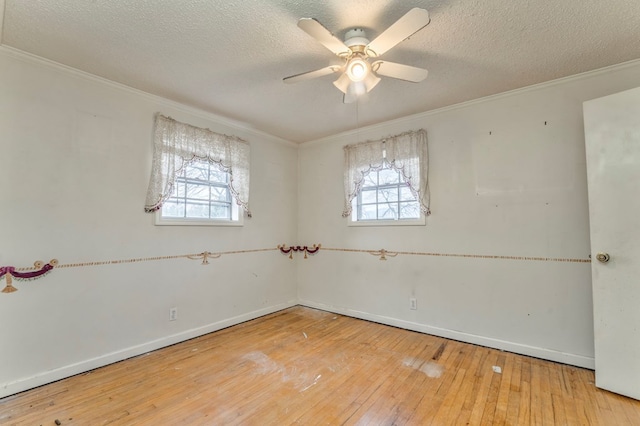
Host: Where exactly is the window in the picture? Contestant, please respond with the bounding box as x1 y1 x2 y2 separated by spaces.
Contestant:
353 163 421 221
157 160 240 225
144 114 251 225
343 129 430 225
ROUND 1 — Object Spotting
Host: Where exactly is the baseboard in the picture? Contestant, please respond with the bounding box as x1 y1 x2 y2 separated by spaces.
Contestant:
298 300 596 370
2 299 595 398
0 300 297 399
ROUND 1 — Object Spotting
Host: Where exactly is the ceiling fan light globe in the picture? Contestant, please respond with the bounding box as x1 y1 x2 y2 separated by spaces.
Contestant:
364 73 381 92
347 58 368 82
347 81 367 97
350 63 366 79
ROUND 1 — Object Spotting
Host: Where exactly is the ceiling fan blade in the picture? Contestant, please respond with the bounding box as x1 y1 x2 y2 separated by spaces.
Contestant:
365 8 430 57
372 61 428 82
284 66 340 84
333 73 351 94
298 18 351 57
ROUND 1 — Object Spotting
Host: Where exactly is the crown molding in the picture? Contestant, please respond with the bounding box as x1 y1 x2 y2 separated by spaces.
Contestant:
3 42 639 150
302 58 640 147
0 45 297 148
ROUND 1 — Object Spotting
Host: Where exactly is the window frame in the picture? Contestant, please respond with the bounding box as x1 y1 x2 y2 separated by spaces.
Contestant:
348 163 426 227
144 114 251 219
154 160 243 227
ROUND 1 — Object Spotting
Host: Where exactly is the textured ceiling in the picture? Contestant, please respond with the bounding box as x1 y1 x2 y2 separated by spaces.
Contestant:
2 0 640 143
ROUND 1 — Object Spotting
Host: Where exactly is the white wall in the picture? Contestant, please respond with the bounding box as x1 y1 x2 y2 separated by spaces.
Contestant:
297 60 640 368
3 42 640 398
0 48 298 397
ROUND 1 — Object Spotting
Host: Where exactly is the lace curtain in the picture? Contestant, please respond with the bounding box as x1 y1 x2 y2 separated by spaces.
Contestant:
343 129 430 217
144 114 251 216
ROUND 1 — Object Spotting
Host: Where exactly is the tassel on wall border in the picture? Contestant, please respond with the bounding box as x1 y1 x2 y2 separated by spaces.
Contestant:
278 244 321 260
1 259 58 293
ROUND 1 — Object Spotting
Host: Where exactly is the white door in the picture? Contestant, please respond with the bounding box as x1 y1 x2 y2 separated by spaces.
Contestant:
584 86 640 400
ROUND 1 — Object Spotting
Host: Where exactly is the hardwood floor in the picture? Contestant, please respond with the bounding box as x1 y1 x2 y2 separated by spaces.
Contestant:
1 306 639 425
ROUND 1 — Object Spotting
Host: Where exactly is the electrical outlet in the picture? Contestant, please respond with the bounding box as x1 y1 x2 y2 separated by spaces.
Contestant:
169 307 178 321
410 297 417 310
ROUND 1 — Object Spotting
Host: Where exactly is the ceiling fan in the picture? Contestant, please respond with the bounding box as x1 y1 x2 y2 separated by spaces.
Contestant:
283 8 431 103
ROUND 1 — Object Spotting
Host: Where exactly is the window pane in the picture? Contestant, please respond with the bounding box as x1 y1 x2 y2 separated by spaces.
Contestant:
170 181 186 198
185 164 208 181
210 185 229 202
399 186 416 201
378 203 399 220
209 168 228 183
186 183 210 200
360 189 377 204
186 201 210 218
400 201 421 219
210 203 231 219
378 187 398 202
362 172 377 188
359 204 377 220
378 168 400 185
162 200 185 218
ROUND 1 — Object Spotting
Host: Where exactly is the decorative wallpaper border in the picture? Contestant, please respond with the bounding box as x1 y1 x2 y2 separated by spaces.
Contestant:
2 243 590 294
53 248 278 269
1 259 59 293
320 247 591 263
278 244 321 259
1 248 280 293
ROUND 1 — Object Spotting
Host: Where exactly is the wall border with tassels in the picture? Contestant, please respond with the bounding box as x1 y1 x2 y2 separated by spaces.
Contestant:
2 244 589 293
318 247 591 263
1 245 322 294
277 244 321 259
1 260 59 293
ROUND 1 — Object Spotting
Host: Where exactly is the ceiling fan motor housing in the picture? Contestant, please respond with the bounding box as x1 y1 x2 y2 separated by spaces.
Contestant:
344 28 370 53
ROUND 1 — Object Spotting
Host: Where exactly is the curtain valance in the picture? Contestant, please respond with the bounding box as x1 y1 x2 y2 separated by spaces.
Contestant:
144 114 251 216
343 129 429 217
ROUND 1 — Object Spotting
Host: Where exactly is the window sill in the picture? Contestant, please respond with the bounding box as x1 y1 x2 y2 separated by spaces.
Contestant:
155 215 243 227
347 217 426 227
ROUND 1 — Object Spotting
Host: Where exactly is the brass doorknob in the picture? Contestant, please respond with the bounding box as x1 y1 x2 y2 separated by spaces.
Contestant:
596 252 610 263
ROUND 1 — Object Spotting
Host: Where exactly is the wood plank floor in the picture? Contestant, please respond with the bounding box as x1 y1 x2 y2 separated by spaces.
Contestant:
1 306 639 425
